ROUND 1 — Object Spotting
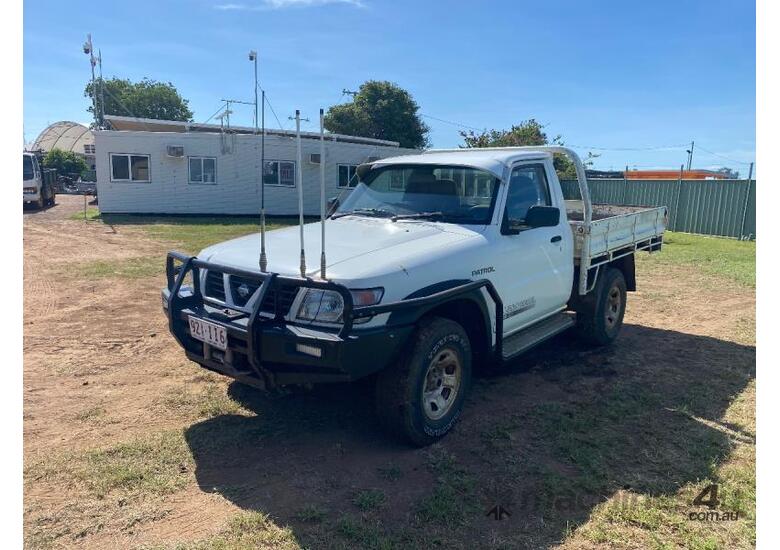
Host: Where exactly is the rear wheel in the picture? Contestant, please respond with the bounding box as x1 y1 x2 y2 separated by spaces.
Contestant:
574 267 627 346
375 317 472 446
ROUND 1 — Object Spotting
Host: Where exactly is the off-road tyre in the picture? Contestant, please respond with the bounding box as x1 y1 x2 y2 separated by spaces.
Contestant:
574 267 627 346
375 316 472 446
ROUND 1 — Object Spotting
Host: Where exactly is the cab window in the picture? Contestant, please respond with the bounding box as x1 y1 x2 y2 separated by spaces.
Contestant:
504 164 551 225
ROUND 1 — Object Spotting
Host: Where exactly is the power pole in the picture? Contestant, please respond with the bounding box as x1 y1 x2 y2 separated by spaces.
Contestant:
686 141 695 171
97 49 105 128
83 34 99 128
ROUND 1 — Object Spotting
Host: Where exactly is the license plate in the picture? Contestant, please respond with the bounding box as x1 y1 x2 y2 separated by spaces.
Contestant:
188 316 227 350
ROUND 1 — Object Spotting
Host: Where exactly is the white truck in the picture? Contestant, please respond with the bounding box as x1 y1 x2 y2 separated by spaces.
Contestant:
23 152 56 209
163 147 666 446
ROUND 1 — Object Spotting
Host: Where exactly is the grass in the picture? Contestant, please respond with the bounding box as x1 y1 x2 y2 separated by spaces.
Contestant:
352 489 386 512
68 206 101 221
653 231 756 288
26 430 192 500
160 383 248 419
146 512 301 550
75 256 163 279
97 212 299 254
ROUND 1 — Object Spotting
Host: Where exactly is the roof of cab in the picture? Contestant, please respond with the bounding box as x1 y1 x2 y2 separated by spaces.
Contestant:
370 147 553 178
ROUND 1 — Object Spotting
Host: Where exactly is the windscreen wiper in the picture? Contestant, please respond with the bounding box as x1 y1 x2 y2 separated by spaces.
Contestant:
331 208 394 220
391 211 444 222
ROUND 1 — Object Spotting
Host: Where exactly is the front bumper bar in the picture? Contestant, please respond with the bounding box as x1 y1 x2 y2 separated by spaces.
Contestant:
163 251 502 388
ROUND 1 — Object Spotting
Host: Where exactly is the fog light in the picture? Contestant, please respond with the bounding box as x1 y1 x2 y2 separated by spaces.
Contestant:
296 343 322 358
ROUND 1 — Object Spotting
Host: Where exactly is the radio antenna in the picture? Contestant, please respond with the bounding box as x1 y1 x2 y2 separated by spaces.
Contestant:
289 110 309 278
319 108 327 279
249 50 268 272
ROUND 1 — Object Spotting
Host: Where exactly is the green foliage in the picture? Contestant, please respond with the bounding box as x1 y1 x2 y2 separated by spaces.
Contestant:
460 119 597 179
85 77 193 124
42 148 88 178
324 80 430 149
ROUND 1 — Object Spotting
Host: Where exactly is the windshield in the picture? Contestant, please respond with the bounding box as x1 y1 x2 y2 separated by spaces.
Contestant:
23 155 35 181
335 164 501 224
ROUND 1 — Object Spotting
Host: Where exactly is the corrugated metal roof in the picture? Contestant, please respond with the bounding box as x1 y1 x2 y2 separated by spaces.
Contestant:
103 115 402 147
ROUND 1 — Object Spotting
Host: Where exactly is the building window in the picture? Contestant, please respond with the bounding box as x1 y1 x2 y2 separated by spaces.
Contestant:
110 153 150 182
84 144 95 154
189 156 217 184
338 164 360 188
263 160 295 187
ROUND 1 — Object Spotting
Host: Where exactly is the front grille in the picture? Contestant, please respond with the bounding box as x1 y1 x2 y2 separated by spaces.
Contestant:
203 269 299 316
205 270 226 301
229 275 261 307
261 284 299 316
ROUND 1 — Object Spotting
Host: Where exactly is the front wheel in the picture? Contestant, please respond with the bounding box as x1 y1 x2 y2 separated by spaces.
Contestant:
375 317 472 446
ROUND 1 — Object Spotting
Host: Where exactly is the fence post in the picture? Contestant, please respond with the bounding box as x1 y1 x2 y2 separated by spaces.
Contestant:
622 165 628 205
672 164 684 231
738 162 754 240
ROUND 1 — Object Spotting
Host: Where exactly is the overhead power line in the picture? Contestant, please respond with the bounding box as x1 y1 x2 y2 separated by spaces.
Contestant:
566 143 689 152
694 145 754 166
420 113 483 131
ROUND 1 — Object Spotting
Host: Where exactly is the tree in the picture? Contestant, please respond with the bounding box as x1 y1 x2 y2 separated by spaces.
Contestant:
85 77 193 125
715 167 741 179
460 119 597 179
324 81 430 149
42 148 88 178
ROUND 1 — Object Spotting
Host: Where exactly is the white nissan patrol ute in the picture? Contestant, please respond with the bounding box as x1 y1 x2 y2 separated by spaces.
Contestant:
162 146 667 446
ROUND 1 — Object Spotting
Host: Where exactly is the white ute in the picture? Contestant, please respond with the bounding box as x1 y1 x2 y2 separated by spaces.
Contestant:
163 146 667 446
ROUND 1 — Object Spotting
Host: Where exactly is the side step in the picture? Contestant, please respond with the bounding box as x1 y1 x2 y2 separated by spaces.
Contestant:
502 312 576 361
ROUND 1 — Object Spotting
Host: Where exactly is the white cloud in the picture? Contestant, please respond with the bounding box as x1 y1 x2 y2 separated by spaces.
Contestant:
215 0 364 10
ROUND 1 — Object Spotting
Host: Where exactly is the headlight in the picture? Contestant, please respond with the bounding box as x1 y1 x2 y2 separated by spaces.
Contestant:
24 186 37 193
295 287 383 324
296 289 345 323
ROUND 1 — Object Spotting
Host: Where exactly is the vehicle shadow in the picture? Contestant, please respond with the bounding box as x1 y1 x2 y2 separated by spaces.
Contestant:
183 324 754 548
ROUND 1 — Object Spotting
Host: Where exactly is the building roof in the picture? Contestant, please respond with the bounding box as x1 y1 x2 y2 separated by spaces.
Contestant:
31 121 94 155
373 147 553 178
627 169 728 180
103 115 402 147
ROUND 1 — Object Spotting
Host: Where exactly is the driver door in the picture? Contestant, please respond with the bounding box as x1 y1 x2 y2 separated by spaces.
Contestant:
493 162 571 334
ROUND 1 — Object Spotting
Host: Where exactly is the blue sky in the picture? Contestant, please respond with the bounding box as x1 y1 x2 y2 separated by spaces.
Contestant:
23 0 755 174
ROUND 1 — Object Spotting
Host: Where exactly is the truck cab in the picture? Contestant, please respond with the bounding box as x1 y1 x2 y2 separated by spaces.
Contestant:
163 147 666 445
23 152 55 209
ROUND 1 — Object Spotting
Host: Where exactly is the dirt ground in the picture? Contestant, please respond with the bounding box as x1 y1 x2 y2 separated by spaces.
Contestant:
23 195 756 549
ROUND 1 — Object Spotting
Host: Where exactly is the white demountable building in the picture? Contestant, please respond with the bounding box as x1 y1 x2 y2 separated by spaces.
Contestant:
95 115 416 215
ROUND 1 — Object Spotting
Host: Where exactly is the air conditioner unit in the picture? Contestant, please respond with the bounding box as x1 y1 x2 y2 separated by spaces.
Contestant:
309 153 321 164
166 145 184 158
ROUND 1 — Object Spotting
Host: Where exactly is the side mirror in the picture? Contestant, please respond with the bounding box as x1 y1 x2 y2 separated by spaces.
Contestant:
355 163 373 180
327 196 340 214
525 205 560 228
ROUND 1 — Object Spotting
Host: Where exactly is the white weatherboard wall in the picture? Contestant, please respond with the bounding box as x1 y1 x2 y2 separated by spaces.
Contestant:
95 130 415 215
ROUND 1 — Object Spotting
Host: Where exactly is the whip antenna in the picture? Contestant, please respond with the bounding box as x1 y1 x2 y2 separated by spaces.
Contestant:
294 110 306 278
249 50 268 272
259 89 267 271
319 108 327 279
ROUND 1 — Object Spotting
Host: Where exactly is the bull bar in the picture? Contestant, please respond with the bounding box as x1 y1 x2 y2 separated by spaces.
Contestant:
165 250 504 388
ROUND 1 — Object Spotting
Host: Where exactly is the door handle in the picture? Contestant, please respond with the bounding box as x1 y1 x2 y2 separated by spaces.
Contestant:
550 235 562 243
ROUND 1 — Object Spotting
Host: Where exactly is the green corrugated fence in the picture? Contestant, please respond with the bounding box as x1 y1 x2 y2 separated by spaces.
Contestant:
561 178 756 240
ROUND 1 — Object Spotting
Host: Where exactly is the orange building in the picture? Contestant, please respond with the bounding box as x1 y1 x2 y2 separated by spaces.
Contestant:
625 169 727 180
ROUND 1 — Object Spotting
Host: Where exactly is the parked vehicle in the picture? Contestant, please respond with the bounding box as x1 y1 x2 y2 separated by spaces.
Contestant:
162 147 667 445
23 152 56 209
